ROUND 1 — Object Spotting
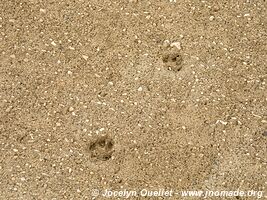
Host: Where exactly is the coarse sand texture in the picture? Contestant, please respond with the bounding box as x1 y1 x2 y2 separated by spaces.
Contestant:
0 0 266 199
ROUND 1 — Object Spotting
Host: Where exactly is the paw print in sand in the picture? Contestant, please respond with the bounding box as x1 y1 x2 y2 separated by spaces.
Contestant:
162 51 183 72
161 40 183 72
87 135 114 161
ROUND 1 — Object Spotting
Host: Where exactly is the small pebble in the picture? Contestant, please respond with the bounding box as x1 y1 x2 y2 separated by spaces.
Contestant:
212 5 220 12
40 8 46 13
163 40 170 48
137 86 143 92
209 16 215 21
82 55 88 60
170 42 181 50
51 41 57 46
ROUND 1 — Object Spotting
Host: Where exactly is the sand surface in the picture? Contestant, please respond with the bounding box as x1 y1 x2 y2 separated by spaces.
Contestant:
0 0 266 199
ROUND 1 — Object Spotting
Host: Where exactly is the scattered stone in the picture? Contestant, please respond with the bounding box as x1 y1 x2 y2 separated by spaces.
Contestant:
68 107 74 112
163 40 170 48
170 41 181 50
40 8 46 13
5 106 12 112
137 86 143 92
212 5 220 12
82 55 88 60
263 131 267 137
108 81 114 86
51 41 57 46
209 16 215 21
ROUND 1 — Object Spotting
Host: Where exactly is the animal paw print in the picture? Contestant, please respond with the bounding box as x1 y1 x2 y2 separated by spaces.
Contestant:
162 51 183 72
87 135 114 161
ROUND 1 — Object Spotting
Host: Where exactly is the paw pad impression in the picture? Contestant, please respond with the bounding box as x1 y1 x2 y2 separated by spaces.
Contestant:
87 135 114 161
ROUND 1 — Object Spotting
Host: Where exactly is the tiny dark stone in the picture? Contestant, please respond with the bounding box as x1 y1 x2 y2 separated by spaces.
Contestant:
263 131 267 136
102 154 112 161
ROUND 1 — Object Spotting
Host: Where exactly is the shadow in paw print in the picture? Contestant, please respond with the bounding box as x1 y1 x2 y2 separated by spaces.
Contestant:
87 135 114 161
162 52 183 72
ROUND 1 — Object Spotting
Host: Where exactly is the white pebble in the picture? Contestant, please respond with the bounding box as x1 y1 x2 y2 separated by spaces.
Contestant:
40 8 46 13
209 16 215 21
170 42 181 50
82 55 88 60
163 40 170 48
51 41 57 46
138 86 143 92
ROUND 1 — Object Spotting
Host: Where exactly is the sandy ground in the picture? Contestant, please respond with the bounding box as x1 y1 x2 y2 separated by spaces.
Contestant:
0 0 266 199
